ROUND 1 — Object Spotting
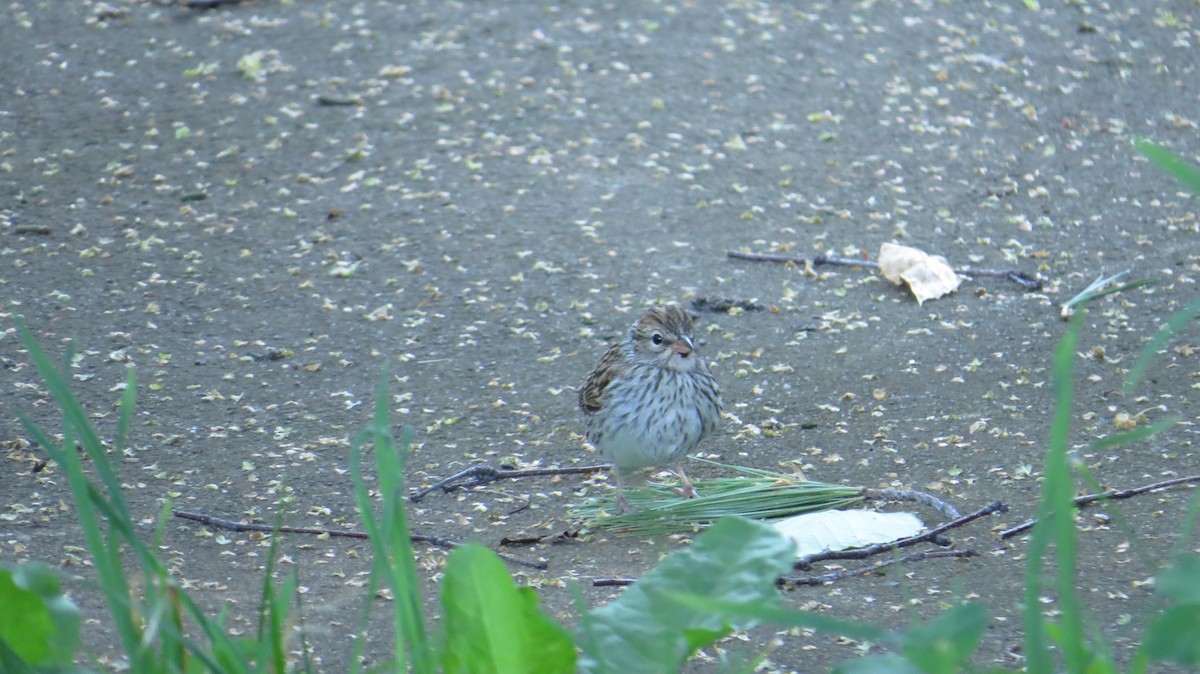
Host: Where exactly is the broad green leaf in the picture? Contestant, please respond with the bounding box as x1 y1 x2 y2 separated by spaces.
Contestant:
580 516 795 674
516 588 575 672
441 544 574 674
834 653 924 674
0 562 81 667
707 644 768 674
1155 554 1200 604
682 626 729 652
1142 604 1200 665
660 594 889 644
664 593 986 672
900 602 989 674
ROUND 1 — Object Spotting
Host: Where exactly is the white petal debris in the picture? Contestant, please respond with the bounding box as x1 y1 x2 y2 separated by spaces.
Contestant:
878 242 962 304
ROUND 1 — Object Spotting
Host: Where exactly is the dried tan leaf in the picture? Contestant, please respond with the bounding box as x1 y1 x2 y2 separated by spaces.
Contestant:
878 242 962 304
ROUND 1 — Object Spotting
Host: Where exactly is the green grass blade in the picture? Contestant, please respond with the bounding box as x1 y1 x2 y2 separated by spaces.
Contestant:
349 371 434 674
1172 489 1200 561
1154 555 1200 604
20 352 170 671
1123 293 1200 394
346 556 382 674
1128 139 1200 390
1141 604 1200 666
139 515 186 673
899 602 989 674
292 589 317 674
572 464 863 536
16 319 251 674
660 593 891 644
1133 137 1200 195
1048 314 1086 672
17 320 135 524
379 438 434 669
147 500 187 672
17 419 145 666
84 369 137 525
348 424 393 674
114 367 137 455
1088 416 1180 451
265 573 298 674
256 518 291 674
568 581 606 673
1023 308 1085 674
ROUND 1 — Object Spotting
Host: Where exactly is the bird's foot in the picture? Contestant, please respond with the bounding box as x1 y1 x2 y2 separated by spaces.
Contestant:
675 462 699 499
614 491 635 514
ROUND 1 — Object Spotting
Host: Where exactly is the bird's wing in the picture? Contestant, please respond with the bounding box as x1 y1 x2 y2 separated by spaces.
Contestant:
579 342 624 414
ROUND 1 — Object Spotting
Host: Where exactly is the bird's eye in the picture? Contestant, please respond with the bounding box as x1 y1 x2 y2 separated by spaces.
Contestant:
651 333 664 345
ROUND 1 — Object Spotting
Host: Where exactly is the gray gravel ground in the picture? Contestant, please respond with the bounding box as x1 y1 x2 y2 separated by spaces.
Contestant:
3 1 1199 671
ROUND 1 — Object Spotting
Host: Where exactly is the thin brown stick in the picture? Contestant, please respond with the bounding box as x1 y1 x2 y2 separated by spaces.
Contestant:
175 510 367 538
795 500 1005 569
172 509 549 570
691 296 767 313
590 503 1002 588
500 529 581 546
726 250 1043 291
317 95 363 107
998 475 1200 539
591 549 978 589
593 577 637 587
953 267 1044 290
13 225 52 235
726 250 829 266
409 464 610 502
813 253 881 269
781 549 977 586
185 0 245 8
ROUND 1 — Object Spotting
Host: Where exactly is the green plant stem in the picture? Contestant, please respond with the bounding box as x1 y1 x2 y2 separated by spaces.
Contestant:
1123 292 1200 394
1024 308 1084 673
17 319 256 673
349 372 435 674
16 321 147 667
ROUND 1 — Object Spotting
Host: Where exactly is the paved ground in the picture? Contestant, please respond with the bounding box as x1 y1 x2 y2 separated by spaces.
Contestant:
3 0 1199 671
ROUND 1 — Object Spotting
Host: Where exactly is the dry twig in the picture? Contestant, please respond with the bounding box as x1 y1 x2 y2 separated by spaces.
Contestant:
499 529 581 546
690 296 767 313
317 95 363 107
409 463 610 502
589 501 1003 588
590 550 978 589
726 250 1043 291
593 577 638 587
185 0 246 8
781 549 978 586
173 509 548 570
795 500 1005 569
998 475 1200 539
13 225 52 235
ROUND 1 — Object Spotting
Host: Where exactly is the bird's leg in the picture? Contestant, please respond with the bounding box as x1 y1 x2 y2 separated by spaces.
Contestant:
674 461 699 499
610 465 634 514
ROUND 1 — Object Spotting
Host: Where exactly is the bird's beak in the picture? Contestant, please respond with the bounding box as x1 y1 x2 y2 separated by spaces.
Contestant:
670 337 694 357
